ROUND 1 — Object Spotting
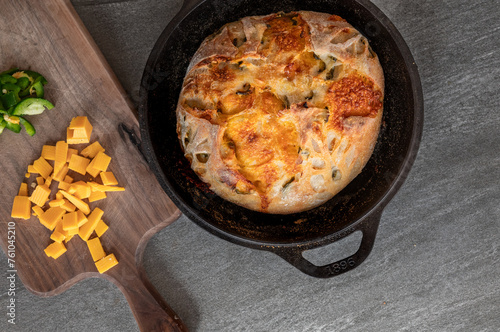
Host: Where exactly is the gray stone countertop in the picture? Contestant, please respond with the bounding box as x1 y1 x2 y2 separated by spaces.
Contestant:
1 0 499 331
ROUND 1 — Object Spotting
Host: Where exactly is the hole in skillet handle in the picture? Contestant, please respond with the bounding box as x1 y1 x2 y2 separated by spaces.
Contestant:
272 208 382 278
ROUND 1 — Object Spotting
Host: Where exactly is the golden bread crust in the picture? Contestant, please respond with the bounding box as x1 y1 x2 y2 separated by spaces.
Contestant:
176 11 384 214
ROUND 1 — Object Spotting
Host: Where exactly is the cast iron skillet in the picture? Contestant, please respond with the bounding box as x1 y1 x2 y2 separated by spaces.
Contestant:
139 0 423 278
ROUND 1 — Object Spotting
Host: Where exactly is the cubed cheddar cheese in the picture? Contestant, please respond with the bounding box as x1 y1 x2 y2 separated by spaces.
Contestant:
86 165 101 178
62 211 78 231
50 231 66 243
49 198 65 207
44 241 67 259
67 116 92 144
66 148 79 163
54 140 68 174
13 116 126 273
88 190 106 202
79 207 104 241
53 164 69 182
76 210 88 227
91 151 111 172
36 176 45 186
32 205 44 217
68 154 90 175
87 237 106 262
58 181 71 192
41 145 56 161
59 190 89 214
70 181 91 200
11 196 31 219
55 221 68 238
62 211 80 236
39 206 66 231
95 220 109 237
18 182 28 196
100 172 118 186
45 176 53 187
27 164 37 174
95 253 118 274
33 157 53 179
60 199 77 213
88 182 125 192
29 184 51 207
81 141 104 159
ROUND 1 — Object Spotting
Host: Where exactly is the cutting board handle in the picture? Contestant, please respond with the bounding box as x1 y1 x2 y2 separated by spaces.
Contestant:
109 261 188 332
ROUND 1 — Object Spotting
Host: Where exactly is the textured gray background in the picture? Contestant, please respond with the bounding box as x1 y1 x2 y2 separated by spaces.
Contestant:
1 0 499 331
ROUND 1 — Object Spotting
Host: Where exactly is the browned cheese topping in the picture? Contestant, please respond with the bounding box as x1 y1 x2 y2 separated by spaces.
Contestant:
177 11 384 213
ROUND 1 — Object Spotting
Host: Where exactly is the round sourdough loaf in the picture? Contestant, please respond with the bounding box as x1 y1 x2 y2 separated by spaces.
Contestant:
176 11 384 214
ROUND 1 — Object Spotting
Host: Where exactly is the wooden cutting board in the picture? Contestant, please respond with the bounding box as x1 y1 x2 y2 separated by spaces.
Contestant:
0 1 186 331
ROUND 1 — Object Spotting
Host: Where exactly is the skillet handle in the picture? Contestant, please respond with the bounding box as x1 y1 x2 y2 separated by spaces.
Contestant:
274 209 382 278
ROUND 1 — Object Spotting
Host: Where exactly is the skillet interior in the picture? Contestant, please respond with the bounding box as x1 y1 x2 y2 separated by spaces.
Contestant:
140 0 420 247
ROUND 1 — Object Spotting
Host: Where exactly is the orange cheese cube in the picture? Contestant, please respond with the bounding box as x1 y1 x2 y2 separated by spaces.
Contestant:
76 210 88 227
59 190 90 214
85 156 101 178
68 154 90 175
66 148 79 163
56 192 63 200
81 141 105 159
39 206 66 231
60 199 77 213
48 198 65 207
27 164 37 174
45 176 53 187
79 207 104 241
95 219 109 237
41 145 56 161
88 190 107 202
91 151 111 172
62 211 78 231
29 184 51 207
54 140 68 174
18 182 28 196
55 220 68 237
87 237 106 262
64 175 74 183
95 253 118 273
58 181 71 191
89 183 125 192
33 157 53 179
44 241 67 259
64 235 75 243
11 196 31 219
32 205 44 217
50 230 66 243
36 176 45 186
67 116 93 143
100 172 118 186
70 181 92 200
86 165 101 178
53 163 69 182
25 172 30 178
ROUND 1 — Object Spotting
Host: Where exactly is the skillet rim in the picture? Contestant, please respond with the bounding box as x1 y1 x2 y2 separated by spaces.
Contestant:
138 0 424 251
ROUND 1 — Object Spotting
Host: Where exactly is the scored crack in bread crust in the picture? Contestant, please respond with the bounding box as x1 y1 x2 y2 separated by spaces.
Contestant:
176 11 384 214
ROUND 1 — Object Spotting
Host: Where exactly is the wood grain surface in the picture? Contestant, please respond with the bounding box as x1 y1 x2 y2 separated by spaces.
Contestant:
0 1 186 331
